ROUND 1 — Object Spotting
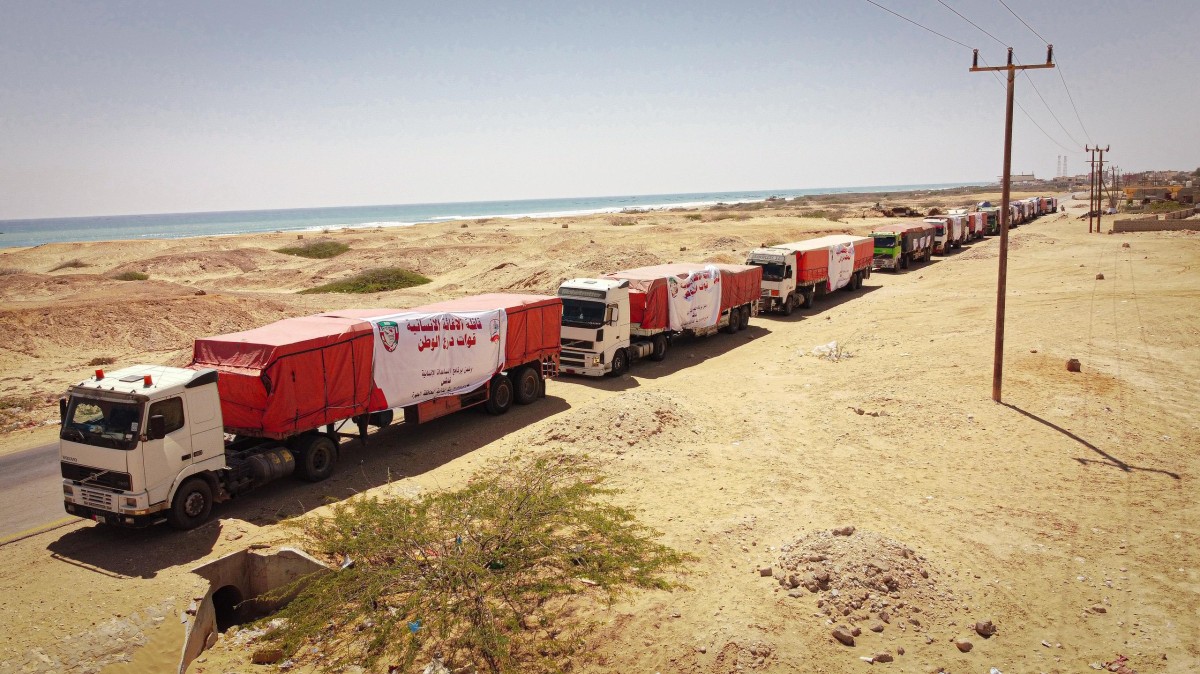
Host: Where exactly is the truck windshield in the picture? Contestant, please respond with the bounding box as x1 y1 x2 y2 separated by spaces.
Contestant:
60 396 142 451
749 261 787 282
561 298 606 328
873 235 897 247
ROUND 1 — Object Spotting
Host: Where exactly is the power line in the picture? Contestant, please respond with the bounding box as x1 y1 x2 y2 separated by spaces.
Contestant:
1056 63 1093 143
935 0 1009 48
1015 57 1084 147
996 0 1050 45
977 54 1078 154
862 0 974 50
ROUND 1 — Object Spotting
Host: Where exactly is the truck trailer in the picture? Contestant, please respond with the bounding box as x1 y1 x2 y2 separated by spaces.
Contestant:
58 293 562 530
871 222 935 271
746 234 873 313
557 263 761 376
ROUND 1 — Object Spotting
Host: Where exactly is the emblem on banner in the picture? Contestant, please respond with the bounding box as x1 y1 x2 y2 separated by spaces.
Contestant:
378 321 400 352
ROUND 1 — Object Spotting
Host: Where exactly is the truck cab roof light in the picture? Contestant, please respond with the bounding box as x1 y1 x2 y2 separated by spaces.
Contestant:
95 369 104 380
143 375 153 387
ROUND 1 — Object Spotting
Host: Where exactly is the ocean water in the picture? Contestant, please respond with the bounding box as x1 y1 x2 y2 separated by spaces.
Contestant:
0 183 985 249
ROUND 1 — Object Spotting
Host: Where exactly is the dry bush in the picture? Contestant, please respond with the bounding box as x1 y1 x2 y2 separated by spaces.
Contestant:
262 453 690 673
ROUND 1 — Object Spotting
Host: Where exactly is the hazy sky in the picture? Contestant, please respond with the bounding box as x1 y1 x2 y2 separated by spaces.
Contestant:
2 1 1196 219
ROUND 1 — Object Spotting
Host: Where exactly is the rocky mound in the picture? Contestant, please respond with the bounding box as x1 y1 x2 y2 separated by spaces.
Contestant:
767 528 967 640
535 390 692 454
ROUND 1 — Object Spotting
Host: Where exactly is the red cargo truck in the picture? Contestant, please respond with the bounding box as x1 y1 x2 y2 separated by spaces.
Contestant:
745 234 873 312
557 263 761 376
59 293 561 529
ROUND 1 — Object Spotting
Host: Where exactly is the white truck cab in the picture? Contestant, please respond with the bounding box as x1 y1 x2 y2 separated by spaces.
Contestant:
558 278 636 377
60 365 226 527
745 247 798 313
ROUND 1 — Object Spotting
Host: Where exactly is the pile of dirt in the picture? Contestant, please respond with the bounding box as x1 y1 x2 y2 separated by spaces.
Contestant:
108 249 265 279
703 235 750 250
536 390 693 453
572 247 666 276
769 528 963 634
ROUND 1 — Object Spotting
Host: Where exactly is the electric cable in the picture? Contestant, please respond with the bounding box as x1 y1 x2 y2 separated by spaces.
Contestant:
863 0 975 50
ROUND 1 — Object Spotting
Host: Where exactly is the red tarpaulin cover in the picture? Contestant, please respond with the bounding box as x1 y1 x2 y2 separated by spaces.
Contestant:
605 264 760 329
190 315 375 439
710 264 763 311
189 294 562 439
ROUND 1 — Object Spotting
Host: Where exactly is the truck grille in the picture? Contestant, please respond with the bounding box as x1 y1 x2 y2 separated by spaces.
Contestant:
79 487 115 510
561 350 589 367
61 462 132 491
561 338 594 350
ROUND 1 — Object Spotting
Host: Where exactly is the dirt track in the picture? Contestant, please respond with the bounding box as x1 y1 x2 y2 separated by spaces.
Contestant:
0 193 1196 673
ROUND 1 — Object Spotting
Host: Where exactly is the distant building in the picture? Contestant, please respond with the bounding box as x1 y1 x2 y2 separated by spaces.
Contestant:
999 173 1038 184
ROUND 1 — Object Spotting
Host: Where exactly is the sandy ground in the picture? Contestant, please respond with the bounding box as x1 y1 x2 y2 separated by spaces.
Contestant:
0 190 1196 674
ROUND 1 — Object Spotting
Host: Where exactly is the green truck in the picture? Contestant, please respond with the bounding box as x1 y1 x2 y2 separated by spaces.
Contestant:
871 222 935 271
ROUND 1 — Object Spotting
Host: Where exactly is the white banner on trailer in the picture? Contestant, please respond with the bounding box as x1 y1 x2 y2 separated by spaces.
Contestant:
666 266 722 331
827 242 855 291
369 310 507 407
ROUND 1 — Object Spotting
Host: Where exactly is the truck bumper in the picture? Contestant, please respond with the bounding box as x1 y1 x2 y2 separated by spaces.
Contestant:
873 258 897 269
63 500 167 528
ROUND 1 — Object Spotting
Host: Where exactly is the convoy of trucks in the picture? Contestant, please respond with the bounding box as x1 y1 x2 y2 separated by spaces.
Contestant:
557 263 762 376
870 222 935 271
57 195 1060 530
745 235 873 314
59 293 562 529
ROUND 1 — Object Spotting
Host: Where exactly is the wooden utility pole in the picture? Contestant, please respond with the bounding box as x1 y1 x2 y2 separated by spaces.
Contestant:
1086 144 1109 232
971 46 1054 403
1086 147 1097 233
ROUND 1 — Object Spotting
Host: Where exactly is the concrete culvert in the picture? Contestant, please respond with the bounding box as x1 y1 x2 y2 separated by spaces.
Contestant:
212 585 245 632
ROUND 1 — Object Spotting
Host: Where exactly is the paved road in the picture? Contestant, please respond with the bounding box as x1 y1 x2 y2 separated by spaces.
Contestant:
0 442 67 540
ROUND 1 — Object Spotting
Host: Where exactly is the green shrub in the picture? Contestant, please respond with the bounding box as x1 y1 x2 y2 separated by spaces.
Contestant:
112 271 149 281
87 356 116 366
261 453 690 673
299 267 431 294
276 240 350 259
683 213 702 221
50 259 89 272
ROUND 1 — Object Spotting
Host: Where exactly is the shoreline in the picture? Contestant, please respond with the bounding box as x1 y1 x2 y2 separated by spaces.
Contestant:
0 182 999 250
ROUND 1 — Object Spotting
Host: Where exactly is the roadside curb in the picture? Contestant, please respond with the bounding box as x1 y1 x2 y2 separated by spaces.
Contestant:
0 517 78 547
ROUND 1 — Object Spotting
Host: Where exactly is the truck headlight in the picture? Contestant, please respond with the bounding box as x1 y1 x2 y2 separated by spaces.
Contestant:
63 485 73 497
591 356 601 366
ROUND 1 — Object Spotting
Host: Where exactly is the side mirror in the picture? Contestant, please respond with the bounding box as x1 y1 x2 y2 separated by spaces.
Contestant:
59 398 67 425
147 415 167 441
785 266 793 279
605 304 619 326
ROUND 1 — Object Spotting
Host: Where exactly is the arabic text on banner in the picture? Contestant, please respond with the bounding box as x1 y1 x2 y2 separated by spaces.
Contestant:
369 310 507 408
666 266 722 331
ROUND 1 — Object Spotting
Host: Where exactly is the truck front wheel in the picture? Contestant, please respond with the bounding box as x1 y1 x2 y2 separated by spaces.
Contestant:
168 478 213 530
485 374 514 415
297 435 337 482
608 348 629 377
513 367 541 405
800 288 814 309
781 294 794 316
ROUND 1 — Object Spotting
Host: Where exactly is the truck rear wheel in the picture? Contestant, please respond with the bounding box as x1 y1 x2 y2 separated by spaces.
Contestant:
485 374 514 415
513 366 541 405
800 287 814 309
723 311 738 334
297 435 337 482
167 477 213 530
738 305 751 330
649 334 669 361
899 255 908 270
